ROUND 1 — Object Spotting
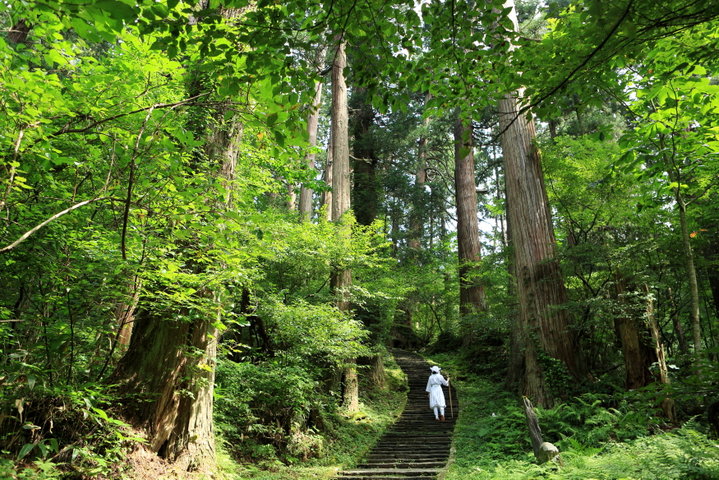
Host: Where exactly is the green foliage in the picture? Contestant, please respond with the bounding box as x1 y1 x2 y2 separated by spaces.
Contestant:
3 0 719 477
260 298 369 364
537 392 664 448
0 379 142 478
443 353 719 480
215 360 323 464
215 351 405 473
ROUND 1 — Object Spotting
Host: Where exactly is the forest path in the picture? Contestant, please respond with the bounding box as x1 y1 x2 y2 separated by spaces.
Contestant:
334 350 458 480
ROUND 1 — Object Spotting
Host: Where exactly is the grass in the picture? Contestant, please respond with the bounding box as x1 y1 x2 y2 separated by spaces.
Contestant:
424 352 719 480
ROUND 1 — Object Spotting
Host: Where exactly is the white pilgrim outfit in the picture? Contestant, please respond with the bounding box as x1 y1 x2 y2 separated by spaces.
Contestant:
425 366 449 420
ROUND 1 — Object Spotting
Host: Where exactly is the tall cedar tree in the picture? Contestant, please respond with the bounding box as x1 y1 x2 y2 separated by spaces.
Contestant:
453 113 486 321
329 38 358 411
499 0 583 406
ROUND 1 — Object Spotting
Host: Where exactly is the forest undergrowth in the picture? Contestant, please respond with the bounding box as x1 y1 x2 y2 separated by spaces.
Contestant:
215 353 407 480
426 352 719 480
216 348 719 480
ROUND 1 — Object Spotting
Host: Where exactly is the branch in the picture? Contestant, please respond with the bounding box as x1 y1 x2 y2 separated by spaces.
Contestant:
494 0 635 141
1 128 25 215
121 106 155 260
31 94 210 147
0 197 111 253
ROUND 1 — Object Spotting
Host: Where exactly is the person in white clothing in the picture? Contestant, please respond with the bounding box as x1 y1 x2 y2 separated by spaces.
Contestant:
426 365 449 421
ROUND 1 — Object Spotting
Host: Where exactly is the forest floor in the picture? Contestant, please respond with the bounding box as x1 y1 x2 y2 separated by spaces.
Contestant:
218 351 719 480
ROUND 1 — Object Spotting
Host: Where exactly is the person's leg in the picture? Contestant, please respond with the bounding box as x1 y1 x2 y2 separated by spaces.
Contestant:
439 407 445 421
433 406 439 420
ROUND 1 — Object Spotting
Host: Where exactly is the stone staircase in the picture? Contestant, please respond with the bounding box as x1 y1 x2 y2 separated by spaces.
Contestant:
334 350 458 480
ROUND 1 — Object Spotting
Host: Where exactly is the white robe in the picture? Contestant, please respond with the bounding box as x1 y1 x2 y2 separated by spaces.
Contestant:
425 373 449 409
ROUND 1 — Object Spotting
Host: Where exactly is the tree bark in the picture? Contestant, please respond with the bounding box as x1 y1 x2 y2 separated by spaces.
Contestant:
113 308 217 469
299 46 326 221
408 134 428 251
331 41 351 222
499 0 583 405
112 21 243 466
330 38 358 412
453 113 486 319
322 138 333 221
643 284 676 422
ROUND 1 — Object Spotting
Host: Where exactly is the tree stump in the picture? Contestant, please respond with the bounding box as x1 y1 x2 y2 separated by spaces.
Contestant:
523 396 561 464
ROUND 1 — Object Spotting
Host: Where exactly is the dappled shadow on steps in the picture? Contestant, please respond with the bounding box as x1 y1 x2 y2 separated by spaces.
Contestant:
334 350 458 480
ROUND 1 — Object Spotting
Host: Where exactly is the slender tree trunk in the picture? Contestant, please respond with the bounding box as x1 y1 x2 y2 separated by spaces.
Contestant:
668 287 690 355
453 113 486 320
499 0 582 405
287 187 297 211
644 284 676 422
409 108 431 252
299 46 326 221
676 194 702 353
330 38 358 412
322 139 333 221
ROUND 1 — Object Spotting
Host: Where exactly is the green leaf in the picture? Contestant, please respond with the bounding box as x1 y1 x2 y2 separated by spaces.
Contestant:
18 443 34 460
95 0 136 21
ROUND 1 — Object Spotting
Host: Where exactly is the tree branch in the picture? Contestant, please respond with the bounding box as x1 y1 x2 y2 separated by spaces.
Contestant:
30 94 210 148
494 0 635 142
0 197 111 253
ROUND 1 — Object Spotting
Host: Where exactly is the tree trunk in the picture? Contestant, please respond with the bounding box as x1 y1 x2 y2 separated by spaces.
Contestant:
322 138 333 221
506 191 527 394
330 37 358 412
523 396 560 464
409 109 431 252
331 40 351 223
453 113 486 322
112 30 243 467
668 287 690 355
644 284 676 422
676 195 702 354
350 87 378 227
499 0 582 405
113 309 217 470
612 276 656 390
299 46 326 221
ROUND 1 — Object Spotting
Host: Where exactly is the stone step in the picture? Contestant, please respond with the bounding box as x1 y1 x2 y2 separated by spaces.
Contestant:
338 468 440 476
356 462 446 469
335 477 437 480
364 454 448 459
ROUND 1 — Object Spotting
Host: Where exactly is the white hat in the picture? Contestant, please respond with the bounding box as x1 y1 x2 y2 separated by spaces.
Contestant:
430 366 441 373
